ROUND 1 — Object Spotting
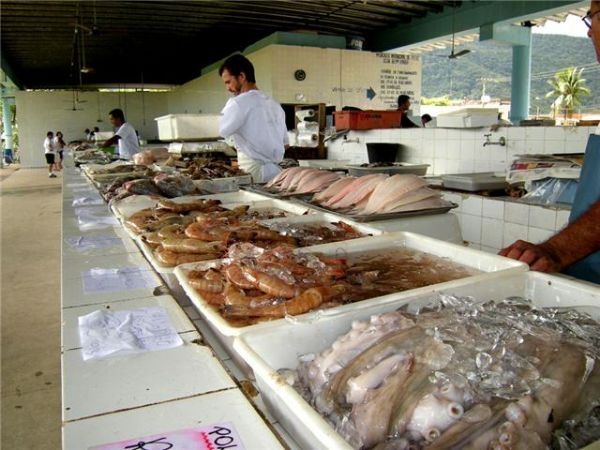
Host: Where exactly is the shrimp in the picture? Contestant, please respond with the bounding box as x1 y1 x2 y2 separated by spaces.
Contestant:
145 215 194 233
185 222 231 241
223 283 271 306
224 263 256 290
227 227 297 245
161 238 225 255
154 246 220 268
241 266 300 298
157 198 222 213
125 208 178 234
224 285 346 318
188 277 224 293
157 223 187 240
142 231 162 247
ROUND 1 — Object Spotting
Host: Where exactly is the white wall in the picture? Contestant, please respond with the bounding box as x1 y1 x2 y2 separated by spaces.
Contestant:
166 45 421 113
167 47 274 114
16 90 169 167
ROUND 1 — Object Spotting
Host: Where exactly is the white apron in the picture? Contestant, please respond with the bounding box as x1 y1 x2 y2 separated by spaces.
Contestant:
237 152 281 184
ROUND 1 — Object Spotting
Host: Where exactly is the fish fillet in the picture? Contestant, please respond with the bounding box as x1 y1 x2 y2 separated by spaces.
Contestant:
294 172 341 194
284 168 321 192
265 167 303 188
375 187 439 213
312 177 356 203
360 175 428 215
326 174 388 210
279 168 314 191
387 197 451 213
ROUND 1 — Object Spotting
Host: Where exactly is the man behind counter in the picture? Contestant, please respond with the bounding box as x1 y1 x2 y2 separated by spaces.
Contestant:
397 95 419 129
218 54 288 184
500 0 600 283
99 108 140 160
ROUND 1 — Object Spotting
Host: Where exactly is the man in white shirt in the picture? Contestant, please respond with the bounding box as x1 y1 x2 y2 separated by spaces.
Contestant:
100 108 140 159
218 54 288 183
43 131 57 178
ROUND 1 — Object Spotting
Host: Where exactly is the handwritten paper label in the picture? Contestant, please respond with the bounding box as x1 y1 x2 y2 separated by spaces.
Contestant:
90 423 245 450
82 267 156 294
78 306 183 360
76 208 120 231
73 194 104 206
65 236 123 251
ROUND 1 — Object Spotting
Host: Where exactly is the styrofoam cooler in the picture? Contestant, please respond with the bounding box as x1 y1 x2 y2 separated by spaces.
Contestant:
111 191 274 223
135 236 191 305
175 232 526 372
155 114 221 141
233 271 600 450
137 214 382 323
436 107 499 128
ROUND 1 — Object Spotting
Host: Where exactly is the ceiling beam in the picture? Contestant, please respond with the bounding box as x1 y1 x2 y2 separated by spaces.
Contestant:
370 0 582 51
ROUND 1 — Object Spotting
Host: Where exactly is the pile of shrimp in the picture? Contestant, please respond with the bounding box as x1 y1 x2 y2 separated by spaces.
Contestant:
186 245 349 325
185 246 477 326
125 198 225 235
140 205 298 267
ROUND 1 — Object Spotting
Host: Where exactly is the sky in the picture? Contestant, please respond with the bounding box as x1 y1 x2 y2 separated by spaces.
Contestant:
533 14 589 38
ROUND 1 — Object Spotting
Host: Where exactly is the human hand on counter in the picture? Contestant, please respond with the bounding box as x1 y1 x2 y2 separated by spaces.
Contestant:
498 239 563 272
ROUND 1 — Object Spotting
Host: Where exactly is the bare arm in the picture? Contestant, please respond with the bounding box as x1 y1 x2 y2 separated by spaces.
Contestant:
499 200 600 271
100 135 120 147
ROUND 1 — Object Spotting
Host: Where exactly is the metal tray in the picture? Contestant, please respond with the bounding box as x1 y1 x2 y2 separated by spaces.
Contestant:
240 184 313 199
442 172 506 192
291 198 457 222
346 163 429 177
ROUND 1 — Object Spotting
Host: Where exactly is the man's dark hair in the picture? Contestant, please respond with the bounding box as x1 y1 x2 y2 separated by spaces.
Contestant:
85 128 90 133
421 114 432 122
397 95 410 108
219 54 256 83
93 126 99 132
109 108 125 121
47 131 53 137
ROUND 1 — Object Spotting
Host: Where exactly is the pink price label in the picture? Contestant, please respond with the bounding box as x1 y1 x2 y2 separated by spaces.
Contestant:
90 422 245 450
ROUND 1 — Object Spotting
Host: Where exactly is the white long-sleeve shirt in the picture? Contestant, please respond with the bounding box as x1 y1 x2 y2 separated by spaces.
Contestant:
219 90 288 173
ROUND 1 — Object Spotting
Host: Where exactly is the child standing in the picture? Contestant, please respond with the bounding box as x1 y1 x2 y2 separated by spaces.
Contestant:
44 131 57 178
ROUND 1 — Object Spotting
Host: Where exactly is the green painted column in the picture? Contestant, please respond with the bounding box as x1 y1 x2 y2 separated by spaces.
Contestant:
510 28 532 124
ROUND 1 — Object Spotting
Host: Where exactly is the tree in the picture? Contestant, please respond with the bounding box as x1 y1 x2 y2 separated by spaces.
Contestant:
546 67 591 120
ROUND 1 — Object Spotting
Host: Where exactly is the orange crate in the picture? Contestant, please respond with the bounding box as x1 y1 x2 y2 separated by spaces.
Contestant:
334 110 402 131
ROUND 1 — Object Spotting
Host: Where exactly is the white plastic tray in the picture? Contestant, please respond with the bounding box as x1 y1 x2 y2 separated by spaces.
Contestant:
233 271 600 450
155 113 221 141
120 197 313 241
175 232 526 367
135 213 381 303
111 191 272 223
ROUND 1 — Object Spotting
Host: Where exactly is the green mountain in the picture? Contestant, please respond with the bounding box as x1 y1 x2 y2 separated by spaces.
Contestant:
422 34 600 113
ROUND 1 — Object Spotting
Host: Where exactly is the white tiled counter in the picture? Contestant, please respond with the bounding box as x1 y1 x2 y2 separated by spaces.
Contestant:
326 126 593 175
441 190 570 254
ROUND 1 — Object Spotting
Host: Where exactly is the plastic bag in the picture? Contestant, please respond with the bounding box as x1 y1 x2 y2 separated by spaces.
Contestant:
522 177 579 206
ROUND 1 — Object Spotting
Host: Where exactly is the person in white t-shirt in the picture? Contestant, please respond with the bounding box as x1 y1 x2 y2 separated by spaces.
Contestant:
43 131 57 178
99 108 140 159
218 54 288 183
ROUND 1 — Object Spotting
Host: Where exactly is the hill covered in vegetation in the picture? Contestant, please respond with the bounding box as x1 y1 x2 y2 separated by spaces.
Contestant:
422 34 599 112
